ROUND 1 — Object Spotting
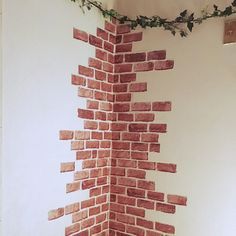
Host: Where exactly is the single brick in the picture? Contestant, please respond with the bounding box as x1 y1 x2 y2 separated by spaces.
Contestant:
88 57 102 70
72 210 88 223
118 177 136 187
48 208 64 221
112 150 130 159
78 109 94 120
95 111 106 121
87 100 99 110
123 32 143 43
147 191 165 202
105 21 116 33
137 199 155 210
135 113 155 122
156 163 177 173
127 169 146 179
113 103 130 112
71 141 84 150
117 24 131 34
125 53 146 62
156 203 176 214
89 34 103 48
132 102 151 111
134 62 154 72
149 143 160 153
103 62 113 73
129 83 147 92
141 133 159 142
97 28 108 40
109 34 122 44
167 195 187 206
137 218 154 230
118 113 133 121
131 143 148 151
122 132 140 141
78 65 94 77
117 213 135 225
147 50 166 60
152 101 171 111
74 170 89 181
66 181 80 193
76 150 92 160
138 180 155 190
60 162 75 173
111 123 128 131
117 195 136 206
129 123 148 132
108 54 123 64
112 141 130 150
113 84 128 93
95 70 106 81
81 217 95 229
74 131 90 140
155 222 175 234
81 198 95 209
104 41 114 53
73 28 88 42
59 130 74 140
149 124 167 133
65 223 80 236
94 91 106 101
131 151 148 160
155 60 174 70
95 49 107 61
126 206 145 217
114 64 133 73
100 102 112 111
65 202 80 215
78 87 93 99
116 44 132 53
116 93 132 102
71 74 86 86
101 82 112 92
86 141 99 148
120 73 136 83
138 161 156 170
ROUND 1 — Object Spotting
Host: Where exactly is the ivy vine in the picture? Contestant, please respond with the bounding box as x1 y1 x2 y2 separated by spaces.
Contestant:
70 0 236 37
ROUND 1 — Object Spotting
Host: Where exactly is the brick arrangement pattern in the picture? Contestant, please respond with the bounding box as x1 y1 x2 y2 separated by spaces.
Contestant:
48 20 187 236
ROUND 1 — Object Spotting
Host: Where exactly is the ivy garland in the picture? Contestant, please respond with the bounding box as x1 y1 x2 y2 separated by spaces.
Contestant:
71 0 236 37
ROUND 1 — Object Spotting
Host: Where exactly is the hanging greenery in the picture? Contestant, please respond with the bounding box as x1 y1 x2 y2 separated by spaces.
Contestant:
70 0 236 37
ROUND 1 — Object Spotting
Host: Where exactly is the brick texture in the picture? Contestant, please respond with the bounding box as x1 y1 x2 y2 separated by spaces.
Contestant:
49 20 187 236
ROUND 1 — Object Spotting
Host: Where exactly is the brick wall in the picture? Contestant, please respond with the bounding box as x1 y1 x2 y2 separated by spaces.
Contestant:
48 20 187 236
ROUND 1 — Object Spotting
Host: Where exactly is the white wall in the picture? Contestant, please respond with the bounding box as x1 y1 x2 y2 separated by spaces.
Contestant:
2 0 112 235
117 0 236 235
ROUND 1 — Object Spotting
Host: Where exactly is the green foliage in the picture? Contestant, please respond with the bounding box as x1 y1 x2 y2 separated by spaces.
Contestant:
70 0 236 37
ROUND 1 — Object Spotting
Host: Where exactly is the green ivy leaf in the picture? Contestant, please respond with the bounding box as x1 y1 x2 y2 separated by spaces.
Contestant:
232 0 236 7
187 22 194 32
224 6 232 15
180 9 188 17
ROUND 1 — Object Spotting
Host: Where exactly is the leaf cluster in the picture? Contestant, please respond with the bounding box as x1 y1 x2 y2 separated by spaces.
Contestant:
70 0 236 37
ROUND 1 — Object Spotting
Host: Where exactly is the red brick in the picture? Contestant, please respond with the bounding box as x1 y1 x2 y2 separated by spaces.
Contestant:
118 177 136 187
108 54 123 64
113 103 130 112
104 41 114 53
76 230 89 236
109 34 122 44
123 32 142 43
118 159 137 168
104 132 120 140
82 160 96 169
126 225 145 236
112 141 130 150
147 191 164 202
105 21 116 33
134 62 154 72
87 79 101 90
78 109 94 120
59 130 73 140
108 74 119 83
116 93 131 102
109 221 125 232
155 222 175 234
66 181 80 193
97 176 108 186
90 224 102 235
138 180 155 190
81 218 95 229
149 124 167 133
48 208 64 220
73 28 88 42
117 24 131 34
114 64 132 73
125 53 146 62
89 58 102 70
126 206 145 217
101 82 112 92
74 131 90 140
99 123 109 131
95 49 107 61
155 60 174 70
84 121 98 130
107 113 117 121
111 123 127 131
116 44 132 53
131 152 148 160
135 113 155 122
111 167 125 176
79 65 94 77
94 91 106 101
112 150 130 159
89 206 101 216
95 70 106 81
131 102 151 111
71 141 84 150
71 74 86 86
74 170 89 180
141 133 159 142
113 84 128 93
110 203 125 213
156 203 176 214
136 218 154 230
129 123 147 132
122 133 140 141
117 195 136 206
91 131 103 140
118 113 133 121
97 28 108 40
87 100 99 110
137 199 154 210
95 111 107 121
96 195 107 205
65 202 80 215
147 50 166 60
120 73 136 83
89 34 103 48
100 102 112 111
127 188 145 198
110 185 125 194
117 213 135 225
81 198 95 209
78 87 93 99
103 62 113 73
96 213 107 223
72 210 88 223
107 94 115 102
65 223 80 236
76 150 92 160
131 143 148 151
86 141 99 148
152 102 171 111
90 169 102 178
149 144 160 153
129 83 147 92
127 169 146 179
156 163 177 173
138 161 155 170
146 230 162 236
167 195 187 206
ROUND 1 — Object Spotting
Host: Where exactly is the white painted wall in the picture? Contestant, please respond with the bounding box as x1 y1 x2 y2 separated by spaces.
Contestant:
2 0 112 235
117 0 236 235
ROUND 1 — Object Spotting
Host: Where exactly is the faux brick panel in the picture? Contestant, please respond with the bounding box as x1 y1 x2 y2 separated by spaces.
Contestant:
50 20 186 236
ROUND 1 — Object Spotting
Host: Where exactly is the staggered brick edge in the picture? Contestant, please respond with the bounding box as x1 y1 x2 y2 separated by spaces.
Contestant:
48 19 187 236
